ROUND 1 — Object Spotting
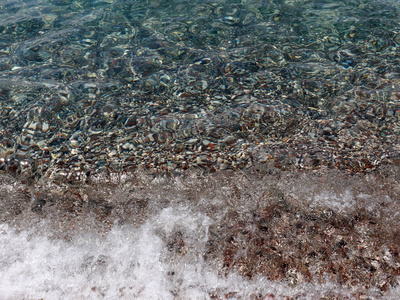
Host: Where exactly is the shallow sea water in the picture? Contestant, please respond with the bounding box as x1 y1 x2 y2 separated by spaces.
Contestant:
1 0 400 298
1 168 400 299
0 169 395 299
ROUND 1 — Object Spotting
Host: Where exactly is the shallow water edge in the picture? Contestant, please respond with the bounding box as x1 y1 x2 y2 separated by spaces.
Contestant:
1 166 400 299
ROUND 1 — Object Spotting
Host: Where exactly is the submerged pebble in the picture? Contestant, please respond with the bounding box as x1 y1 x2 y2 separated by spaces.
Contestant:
0 0 398 181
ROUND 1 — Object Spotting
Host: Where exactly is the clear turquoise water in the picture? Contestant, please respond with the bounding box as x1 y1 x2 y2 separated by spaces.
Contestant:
0 0 399 179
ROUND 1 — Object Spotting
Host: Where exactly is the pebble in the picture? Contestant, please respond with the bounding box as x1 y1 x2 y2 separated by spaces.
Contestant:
223 136 237 144
202 139 210 146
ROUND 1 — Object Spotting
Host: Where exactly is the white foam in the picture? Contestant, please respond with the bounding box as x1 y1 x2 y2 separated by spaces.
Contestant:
1 169 400 299
0 206 365 300
311 189 356 212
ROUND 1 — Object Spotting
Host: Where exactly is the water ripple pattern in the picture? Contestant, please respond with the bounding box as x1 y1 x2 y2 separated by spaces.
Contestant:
0 0 399 180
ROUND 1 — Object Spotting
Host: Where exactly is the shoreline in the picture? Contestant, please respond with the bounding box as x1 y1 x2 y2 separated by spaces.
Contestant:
1 165 399 298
